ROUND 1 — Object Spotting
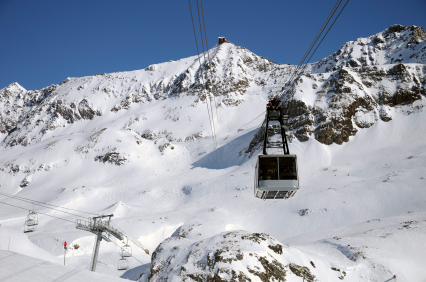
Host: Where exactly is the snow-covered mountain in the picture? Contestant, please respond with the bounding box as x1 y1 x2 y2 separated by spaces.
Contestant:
0 24 425 282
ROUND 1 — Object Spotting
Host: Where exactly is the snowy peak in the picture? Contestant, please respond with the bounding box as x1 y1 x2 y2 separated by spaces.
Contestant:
0 42 291 147
1 82 27 94
311 25 426 73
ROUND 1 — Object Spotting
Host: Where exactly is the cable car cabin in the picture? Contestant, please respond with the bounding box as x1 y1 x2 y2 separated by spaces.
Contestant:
254 154 300 199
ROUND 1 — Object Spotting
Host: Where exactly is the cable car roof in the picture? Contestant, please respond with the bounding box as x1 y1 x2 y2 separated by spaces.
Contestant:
258 154 297 158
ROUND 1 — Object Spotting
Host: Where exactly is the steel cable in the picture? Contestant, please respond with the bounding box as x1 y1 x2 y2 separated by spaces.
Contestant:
254 0 348 146
278 0 343 101
195 0 218 150
110 239 147 265
0 201 76 224
199 0 219 120
0 192 90 219
188 0 218 152
305 0 350 65
0 191 100 216
0 192 149 254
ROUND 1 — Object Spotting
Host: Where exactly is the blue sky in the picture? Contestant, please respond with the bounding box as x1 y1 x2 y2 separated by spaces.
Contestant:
1 0 425 90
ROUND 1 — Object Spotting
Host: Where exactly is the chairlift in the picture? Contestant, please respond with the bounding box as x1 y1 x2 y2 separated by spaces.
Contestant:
119 243 132 258
254 98 300 199
24 210 38 233
117 258 130 270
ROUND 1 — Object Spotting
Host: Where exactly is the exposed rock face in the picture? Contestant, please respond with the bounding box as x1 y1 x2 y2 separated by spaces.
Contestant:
310 25 426 73
0 81 102 147
94 151 127 166
148 230 315 282
245 62 426 155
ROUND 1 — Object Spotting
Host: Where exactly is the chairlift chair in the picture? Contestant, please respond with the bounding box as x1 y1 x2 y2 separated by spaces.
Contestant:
117 258 130 270
24 210 38 233
119 243 132 258
254 100 300 199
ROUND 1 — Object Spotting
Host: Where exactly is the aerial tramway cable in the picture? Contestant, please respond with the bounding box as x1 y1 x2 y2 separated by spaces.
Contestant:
305 0 350 66
251 0 350 140
199 0 219 121
195 0 218 148
188 0 218 152
278 0 349 101
252 0 350 199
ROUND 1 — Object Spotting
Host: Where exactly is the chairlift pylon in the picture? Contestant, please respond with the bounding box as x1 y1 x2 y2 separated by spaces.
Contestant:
254 97 300 199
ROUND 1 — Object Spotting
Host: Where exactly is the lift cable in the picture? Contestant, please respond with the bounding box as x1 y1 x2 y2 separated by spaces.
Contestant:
1 201 147 264
195 0 218 149
0 191 100 216
247 0 348 151
199 0 219 121
0 192 89 219
109 239 145 265
305 0 350 65
279 0 343 94
188 0 218 151
278 0 348 101
0 201 76 224
110 222 150 254
236 111 267 128
0 191 148 254
283 0 350 96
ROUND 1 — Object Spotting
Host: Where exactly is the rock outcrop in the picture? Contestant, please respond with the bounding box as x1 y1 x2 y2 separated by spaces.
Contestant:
148 230 315 282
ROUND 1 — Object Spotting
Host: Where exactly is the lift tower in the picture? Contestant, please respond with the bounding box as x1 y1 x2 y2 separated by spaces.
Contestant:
76 214 123 272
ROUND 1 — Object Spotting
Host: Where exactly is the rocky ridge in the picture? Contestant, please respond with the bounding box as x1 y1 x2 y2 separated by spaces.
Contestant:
148 229 316 282
245 25 426 154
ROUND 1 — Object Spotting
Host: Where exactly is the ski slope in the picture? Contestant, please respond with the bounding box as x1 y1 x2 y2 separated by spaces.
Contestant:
0 250 134 282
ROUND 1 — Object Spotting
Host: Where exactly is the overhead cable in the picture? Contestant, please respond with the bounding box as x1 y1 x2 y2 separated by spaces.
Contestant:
252 0 349 147
278 0 344 101
0 191 99 216
110 239 146 265
1 201 147 263
0 201 76 224
0 192 89 219
305 0 350 65
195 0 218 149
0 192 149 254
188 0 218 152
199 0 219 120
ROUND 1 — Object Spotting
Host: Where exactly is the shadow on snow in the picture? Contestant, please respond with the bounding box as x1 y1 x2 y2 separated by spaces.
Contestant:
192 128 257 170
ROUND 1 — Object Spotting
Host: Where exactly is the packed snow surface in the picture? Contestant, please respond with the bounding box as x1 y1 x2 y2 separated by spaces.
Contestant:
0 250 132 282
